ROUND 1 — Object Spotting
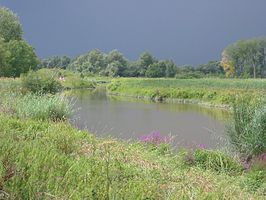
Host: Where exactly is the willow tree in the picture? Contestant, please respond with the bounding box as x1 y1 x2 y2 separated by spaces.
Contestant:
221 37 266 78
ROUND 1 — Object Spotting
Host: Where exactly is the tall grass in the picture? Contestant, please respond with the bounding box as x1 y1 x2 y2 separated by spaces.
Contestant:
0 92 72 121
0 115 264 199
228 96 266 156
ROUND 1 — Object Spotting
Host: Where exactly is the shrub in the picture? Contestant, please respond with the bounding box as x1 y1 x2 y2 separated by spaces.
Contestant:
21 70 62 94
227 96 266 156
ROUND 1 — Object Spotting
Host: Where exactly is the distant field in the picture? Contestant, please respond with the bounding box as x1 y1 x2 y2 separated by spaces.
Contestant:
107 78 266 105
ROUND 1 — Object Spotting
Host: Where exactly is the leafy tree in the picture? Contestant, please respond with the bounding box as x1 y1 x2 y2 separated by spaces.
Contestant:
197 61 224 75
106 50 128 76
164 60 177 77
145 61 166 78
68 49 107 74
68 54 91 72
105 61 120 77
138 52 157 76
6 40 39 77
0 37 10 76
0 7 23 42
40 56 71 69
221 37 266 78
122 62 140 77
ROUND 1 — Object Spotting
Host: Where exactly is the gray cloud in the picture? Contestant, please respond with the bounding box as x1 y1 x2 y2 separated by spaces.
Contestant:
1 0 266 65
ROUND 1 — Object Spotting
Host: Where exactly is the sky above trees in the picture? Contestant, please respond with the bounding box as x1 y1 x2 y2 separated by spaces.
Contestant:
1 0 266 65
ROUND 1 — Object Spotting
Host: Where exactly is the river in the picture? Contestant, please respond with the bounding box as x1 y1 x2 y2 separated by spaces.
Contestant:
69 89 230 148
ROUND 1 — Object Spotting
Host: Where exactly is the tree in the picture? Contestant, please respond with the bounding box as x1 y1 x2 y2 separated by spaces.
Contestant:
68 49 107 74
68 54 91 72
106 50 128 76
164 60 177 77
122 62 140 77
6 40 39 77
221 37 266 78
137 52 157 76
197 61 224 75
0 37 10 76
87 49 106 73
0 7 23 42
40 56 71 69
145 61 166 78
105 61 120 77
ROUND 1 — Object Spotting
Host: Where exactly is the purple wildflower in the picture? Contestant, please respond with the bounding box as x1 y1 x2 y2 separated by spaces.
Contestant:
140 131 171 146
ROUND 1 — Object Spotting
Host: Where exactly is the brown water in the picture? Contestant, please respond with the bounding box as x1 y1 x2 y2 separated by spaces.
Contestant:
69 89 229 148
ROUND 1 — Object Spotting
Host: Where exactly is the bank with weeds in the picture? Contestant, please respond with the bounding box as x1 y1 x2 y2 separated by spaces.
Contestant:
107 78 266 107
0 76 265 199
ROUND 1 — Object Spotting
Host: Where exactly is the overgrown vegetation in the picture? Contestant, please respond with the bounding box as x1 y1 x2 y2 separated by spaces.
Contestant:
0 76 265 198
0 5 265 200
0 7 39 77
107 78 266 105
228 96 266 156
0 114 265 199
21 70 63 94
0 92 71 121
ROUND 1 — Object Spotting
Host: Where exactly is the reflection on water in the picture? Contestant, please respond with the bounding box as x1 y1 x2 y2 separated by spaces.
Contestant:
68 89 230 148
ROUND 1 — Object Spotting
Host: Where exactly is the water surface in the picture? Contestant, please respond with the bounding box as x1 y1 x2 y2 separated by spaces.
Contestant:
69 89 229 148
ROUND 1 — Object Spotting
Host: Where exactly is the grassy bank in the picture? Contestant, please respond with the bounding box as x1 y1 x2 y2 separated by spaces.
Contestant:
0 114 265 199
0 77 265 199
0 90 265 199
107 78 266 106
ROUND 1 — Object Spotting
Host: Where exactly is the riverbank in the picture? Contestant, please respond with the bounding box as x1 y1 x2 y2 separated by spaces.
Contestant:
107 78 266 108
0 89 265 199
0 114 265 199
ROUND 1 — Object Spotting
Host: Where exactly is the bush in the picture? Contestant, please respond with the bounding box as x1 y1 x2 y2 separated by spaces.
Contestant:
21 70 62 94
228 97 266 156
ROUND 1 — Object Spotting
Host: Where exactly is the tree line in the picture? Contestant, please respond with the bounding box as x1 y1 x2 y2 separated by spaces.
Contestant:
40 50 224 78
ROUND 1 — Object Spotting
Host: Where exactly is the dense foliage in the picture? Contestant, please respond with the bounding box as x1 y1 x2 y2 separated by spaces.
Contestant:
0 7 38 77
39 50 225 78
21 70 62 94
0 78 265 199
221 37 266 78
0 7 22 42
39 56 71 69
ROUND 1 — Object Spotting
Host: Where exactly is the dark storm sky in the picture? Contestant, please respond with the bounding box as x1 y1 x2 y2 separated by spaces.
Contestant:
1 0 266 65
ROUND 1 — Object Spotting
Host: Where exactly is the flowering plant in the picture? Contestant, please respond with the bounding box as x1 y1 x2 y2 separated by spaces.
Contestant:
140 131 171 146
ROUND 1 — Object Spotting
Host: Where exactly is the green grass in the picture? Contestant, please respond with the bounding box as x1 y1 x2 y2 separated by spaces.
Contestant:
107 78 266 105
228 96 266 156
0 114 265 199
0 78 21 92
0 77 265 199
0 92 72 121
